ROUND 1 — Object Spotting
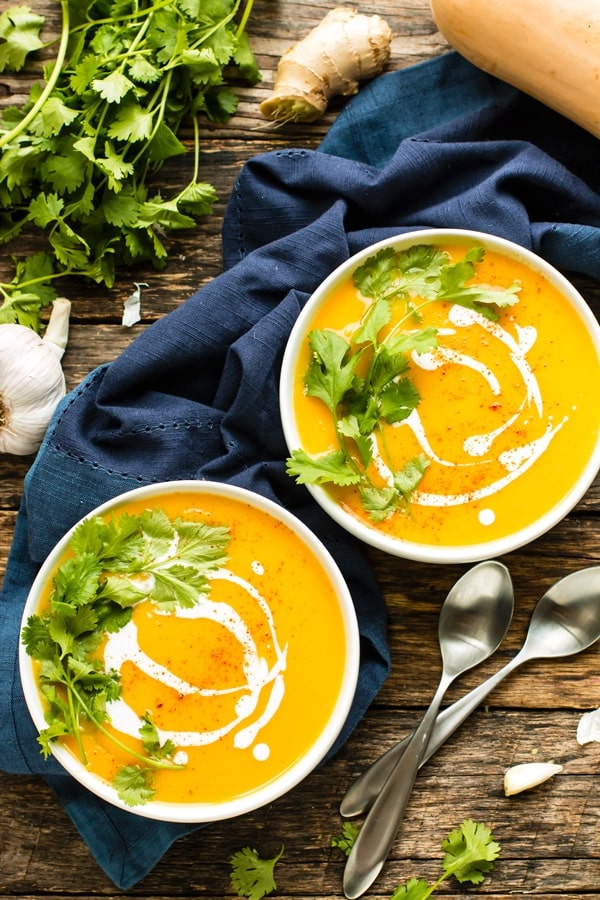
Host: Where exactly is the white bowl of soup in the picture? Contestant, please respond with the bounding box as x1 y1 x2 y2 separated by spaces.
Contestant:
19 481 359 822
280 229 600 564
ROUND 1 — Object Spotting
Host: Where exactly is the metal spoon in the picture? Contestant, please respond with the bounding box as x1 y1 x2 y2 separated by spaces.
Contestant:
341 565 600 822
342 559 514 899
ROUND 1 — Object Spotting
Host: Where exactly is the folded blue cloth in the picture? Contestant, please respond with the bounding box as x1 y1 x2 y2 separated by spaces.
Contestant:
1 50 600 889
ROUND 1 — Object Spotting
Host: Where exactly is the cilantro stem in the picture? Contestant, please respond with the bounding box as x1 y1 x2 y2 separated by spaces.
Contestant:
0 0 71 149
68 0 176 36
235 0 256 38
66 678 89 766
67 680 184 772
0 269 74 301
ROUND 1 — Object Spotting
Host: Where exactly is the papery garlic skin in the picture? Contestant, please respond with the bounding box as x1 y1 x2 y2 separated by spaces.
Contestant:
503 762 563 796
0 298 70 456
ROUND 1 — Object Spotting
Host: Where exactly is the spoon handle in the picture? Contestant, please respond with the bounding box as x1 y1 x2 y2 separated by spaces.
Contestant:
341 653 523 819
343 674 452 899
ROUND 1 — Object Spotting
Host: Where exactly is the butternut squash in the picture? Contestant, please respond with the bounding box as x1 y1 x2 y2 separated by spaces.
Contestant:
430 0 600 139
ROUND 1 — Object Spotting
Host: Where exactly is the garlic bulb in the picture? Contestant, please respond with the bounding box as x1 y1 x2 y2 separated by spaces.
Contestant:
0 297 71 455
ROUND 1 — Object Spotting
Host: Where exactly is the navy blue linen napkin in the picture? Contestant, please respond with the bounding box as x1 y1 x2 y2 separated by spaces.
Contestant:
2 50 600 889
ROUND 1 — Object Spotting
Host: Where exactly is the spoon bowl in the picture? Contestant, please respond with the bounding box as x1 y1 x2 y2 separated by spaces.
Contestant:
342 560 514 899
340 565 600 820
521 567 600 657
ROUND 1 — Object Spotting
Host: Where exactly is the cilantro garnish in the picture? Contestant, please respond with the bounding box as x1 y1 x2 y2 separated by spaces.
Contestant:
286 244 520 521
22 506 230 806
0 0 260 330
390 819 501 898
230 845 285 900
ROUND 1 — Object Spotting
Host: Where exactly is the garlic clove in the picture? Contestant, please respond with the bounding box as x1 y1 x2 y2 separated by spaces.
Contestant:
503 762 563 797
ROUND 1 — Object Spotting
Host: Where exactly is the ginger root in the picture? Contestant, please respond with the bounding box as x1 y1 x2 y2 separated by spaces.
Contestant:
260 7 393 123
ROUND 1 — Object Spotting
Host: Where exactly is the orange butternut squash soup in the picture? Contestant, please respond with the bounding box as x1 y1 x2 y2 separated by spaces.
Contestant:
23 486 352 813
287 240 600 551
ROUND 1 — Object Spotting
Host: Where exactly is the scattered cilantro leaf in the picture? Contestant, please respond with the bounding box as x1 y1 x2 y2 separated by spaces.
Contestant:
331 820 360 856
390 819 501 899
0 0 260 329
390 878 432 900
230 845 284 900
21 506 230 804
441 819 501 884
286 245 521 522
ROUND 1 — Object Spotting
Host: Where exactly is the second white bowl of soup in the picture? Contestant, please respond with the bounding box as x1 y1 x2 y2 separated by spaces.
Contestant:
280 229 600 563
19 481 360 821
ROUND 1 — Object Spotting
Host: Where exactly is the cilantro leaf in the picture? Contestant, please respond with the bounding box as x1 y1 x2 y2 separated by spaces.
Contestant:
353 247 397 302
331 821 360 856
437 258 521 320
113 765 156 806
354 244 448 304
369 345 411 395
97 573 149 608
0 5 44 72
139 711 177 761
107 101 155 142
21 614 56 660
305 329 362 412
441 819 501 884
92 70 135 103
394 455 430 500
230 845 284 900
358 483 399 522
338 414 373 467
286 448 361 486
173 519 231 565
379 378 421 424
353 297 392 345
390 878 432 900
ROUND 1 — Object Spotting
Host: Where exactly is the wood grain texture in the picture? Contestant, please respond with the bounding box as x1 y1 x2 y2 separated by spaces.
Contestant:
1 0 600 897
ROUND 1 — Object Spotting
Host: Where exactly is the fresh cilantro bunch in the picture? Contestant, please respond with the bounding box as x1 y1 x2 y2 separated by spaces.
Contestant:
390 819 501 899
22 506 230 806
0 0 260 330
230 845 284 900
286 244 520 522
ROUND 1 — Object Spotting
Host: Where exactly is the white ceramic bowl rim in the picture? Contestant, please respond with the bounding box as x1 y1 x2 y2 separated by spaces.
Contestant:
19 480 360 822
279 228 600 564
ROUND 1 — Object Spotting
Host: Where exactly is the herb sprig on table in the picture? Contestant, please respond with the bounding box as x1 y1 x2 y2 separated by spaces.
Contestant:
286 244 521 522
331 818 501 898
0 0 260 330
230 845 285 900
22 507 230 806
390 819 501 898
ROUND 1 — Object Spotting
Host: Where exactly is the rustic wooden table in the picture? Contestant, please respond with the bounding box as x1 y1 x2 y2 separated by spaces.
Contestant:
2 1 600 897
